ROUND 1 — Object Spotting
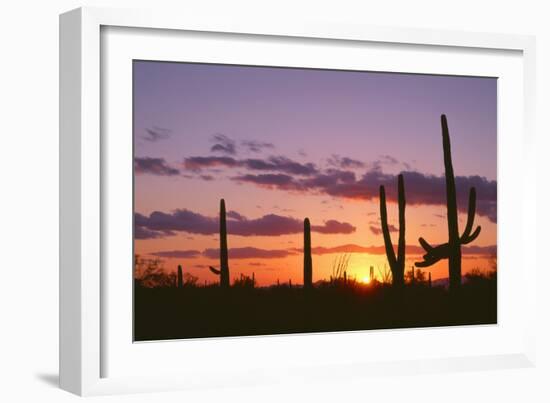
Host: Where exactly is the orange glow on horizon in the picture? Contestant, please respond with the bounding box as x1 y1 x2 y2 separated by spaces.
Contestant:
361 275 372 284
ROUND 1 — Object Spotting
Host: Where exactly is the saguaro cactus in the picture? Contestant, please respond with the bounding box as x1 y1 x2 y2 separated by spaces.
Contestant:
428 272 432 288
177 265 183 289
415 115 481 290
379 174 406 286
209 199 231 288
303 217 313 288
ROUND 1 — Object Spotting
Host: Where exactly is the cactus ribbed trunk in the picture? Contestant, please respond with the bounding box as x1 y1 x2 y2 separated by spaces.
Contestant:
303 218 313 288
177 265 183 289
219 199 230 288
415 115 481 291
441 115 462 291
379 174 406 287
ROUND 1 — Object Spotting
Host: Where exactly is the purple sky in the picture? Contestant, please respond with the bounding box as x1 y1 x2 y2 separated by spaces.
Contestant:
133 60 497 284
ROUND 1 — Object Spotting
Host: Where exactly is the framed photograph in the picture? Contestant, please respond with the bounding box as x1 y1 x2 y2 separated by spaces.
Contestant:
60 7 537 396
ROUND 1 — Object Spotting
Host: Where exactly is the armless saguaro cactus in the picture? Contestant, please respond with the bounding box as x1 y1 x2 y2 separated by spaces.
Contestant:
177 265 183 289
208 199 231 288
379 174 406 287
303 218 313 289
415 115 481 291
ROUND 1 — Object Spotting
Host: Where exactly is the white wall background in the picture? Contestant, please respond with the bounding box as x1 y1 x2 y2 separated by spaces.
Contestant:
0 0 548 401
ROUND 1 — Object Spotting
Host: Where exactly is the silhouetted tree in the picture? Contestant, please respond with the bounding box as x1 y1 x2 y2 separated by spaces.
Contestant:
183 272 199 287
134 256 175 288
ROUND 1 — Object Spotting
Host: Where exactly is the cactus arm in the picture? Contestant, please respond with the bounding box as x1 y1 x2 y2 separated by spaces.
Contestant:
460 187 482 244
416 241 450 267
419 237 434 253
415 260 435 268
209 266 221 275
418 237 448 259
425 243 450 260
460 188 477 238
415 254 441 268
379 185 397 269
462 226 481 244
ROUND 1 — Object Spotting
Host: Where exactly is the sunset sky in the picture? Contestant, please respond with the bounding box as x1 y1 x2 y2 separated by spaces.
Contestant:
133 61 497 286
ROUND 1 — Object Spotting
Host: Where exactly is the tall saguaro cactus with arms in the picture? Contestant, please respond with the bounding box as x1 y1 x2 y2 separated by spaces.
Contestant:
415 115 481 290
209 199 231 288
379 174 406 287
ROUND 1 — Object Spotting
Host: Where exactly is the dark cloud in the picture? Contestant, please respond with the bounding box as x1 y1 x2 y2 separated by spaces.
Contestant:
134 226 176 240
184 155 317 176
143 126 171 142
199 175 214 181
463 245 497 255
210 134 236 155
302 169 356 187
292 243 496 257
368 154 404 171
226 210 246 221
244 156 317 176
135 209 356 238
232 173 298 190
151 250 202 258
149 242 496 262
327 154 365 169
312 220 356 234
184 156 240 171
230 168 497 223
302 244 424 256
369 223 398 235
241 140 275 153
136 210 217 237
379 155 399 165
135 157 180 176
203 247 296 259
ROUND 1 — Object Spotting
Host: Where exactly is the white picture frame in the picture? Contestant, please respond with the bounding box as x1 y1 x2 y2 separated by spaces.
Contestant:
59 6 537 396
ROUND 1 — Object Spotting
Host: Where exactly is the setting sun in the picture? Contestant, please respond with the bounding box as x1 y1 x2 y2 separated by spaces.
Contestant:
361 276 371 284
